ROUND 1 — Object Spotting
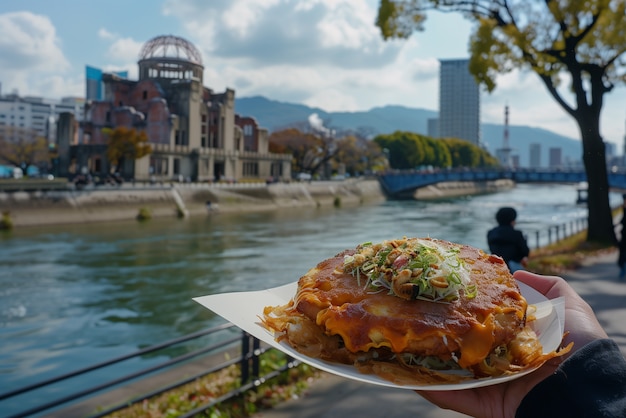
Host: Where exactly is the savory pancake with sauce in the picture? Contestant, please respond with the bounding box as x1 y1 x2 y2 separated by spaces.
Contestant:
262 237 570 385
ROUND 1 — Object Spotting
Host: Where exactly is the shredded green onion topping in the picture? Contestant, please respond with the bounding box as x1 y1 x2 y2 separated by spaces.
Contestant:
342 237 476 303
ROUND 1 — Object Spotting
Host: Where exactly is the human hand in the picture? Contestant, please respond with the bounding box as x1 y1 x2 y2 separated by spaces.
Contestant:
416 271 608 418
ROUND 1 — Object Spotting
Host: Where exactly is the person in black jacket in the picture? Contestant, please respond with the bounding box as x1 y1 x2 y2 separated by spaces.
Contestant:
417 271 626 418
487 207 530 272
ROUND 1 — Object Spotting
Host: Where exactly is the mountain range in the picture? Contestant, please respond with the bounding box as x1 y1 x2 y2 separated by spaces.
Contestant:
234 95 583 167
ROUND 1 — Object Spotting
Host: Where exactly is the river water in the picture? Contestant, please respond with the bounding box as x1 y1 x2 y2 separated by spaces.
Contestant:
0 183 619 413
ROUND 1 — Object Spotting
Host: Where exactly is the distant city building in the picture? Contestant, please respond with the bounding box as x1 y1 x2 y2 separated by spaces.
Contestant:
549 147 562 168
510 155 520 168
529 143 541 168
438 58 480 145
0 94 84 144
72 35 291 182
427 117 439 137
86 66 128 101
622 117 626 167
605 140 616 159
495 105 512 167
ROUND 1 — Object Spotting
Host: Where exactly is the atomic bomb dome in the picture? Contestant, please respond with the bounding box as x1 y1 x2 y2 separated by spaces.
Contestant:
138 35 204 84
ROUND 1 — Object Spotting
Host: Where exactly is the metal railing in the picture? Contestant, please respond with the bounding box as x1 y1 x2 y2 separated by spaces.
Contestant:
0 323 297 418
527 217 589 249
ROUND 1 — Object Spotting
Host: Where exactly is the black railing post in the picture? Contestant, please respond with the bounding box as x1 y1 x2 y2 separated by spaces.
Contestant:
240 332 251 386
252 337 261 379
548 228 552 246
535 231 540 249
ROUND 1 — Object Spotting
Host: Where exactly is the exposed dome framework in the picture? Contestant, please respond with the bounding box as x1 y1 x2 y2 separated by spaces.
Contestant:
139 35 203 65
138 35 204 83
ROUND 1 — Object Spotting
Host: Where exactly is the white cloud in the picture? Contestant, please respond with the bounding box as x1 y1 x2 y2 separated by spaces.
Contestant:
166 0 398 68
105 37 144 63
86 30 144 81
305 88 361 112
316 0 381 50
0 11 70 96
0 12 67 70
221 0 280 38
98 28 116 40
166 0 440 113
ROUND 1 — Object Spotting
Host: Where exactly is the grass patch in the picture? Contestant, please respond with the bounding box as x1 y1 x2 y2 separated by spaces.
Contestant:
100 350 319 418
0 211 13 230
136 207 152 221
526 230 616 275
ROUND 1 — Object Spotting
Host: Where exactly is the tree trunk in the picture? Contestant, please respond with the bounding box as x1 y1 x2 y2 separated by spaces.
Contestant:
577 115 616 245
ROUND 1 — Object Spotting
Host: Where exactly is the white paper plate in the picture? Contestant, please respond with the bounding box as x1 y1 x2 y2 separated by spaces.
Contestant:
193 281 565 391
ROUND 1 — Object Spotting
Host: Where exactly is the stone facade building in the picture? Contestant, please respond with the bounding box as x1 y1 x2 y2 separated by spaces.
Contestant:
70 35 291 182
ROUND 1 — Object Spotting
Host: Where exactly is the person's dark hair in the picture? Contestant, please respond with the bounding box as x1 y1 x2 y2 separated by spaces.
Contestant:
496 207 517 226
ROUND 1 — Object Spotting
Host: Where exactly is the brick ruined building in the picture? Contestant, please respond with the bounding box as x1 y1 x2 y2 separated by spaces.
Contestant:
71 35 291 182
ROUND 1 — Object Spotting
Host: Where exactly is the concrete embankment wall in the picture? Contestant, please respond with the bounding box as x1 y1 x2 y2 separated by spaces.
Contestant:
0 179 514 228
413 179 514 199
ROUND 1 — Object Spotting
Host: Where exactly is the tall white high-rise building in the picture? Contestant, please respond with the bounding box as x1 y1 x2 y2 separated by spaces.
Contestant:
438 58 480 145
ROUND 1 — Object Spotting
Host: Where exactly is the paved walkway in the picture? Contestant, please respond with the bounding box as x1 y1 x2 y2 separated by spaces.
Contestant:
253 250 626 418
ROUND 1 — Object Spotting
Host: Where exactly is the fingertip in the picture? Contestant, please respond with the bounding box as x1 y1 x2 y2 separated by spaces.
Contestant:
514 270 565 295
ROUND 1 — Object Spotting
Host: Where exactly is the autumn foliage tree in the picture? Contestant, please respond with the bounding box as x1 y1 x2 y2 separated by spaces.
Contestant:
376 0 626 244
269 128 336 176
104 127 152 174
332 135 387 175
0 126 50 172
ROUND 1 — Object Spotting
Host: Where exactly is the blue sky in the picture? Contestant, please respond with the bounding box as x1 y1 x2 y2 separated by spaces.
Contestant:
0 0 624 148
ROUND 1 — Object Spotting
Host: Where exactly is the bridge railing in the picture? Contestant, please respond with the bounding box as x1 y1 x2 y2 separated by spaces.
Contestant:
377 168 626 197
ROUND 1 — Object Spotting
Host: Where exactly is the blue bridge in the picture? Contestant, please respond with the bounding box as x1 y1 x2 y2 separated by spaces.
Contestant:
377 168 626 197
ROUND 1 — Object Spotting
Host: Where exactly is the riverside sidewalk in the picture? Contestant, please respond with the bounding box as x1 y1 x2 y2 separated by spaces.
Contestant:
253 250 626 418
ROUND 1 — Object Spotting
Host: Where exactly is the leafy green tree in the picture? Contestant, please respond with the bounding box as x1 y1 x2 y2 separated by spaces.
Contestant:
375 131 453 168
104 127 152 174
430 138 452 168
442 138 480 168
374 132 421 169
376 0 626 244
375 131 495 169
